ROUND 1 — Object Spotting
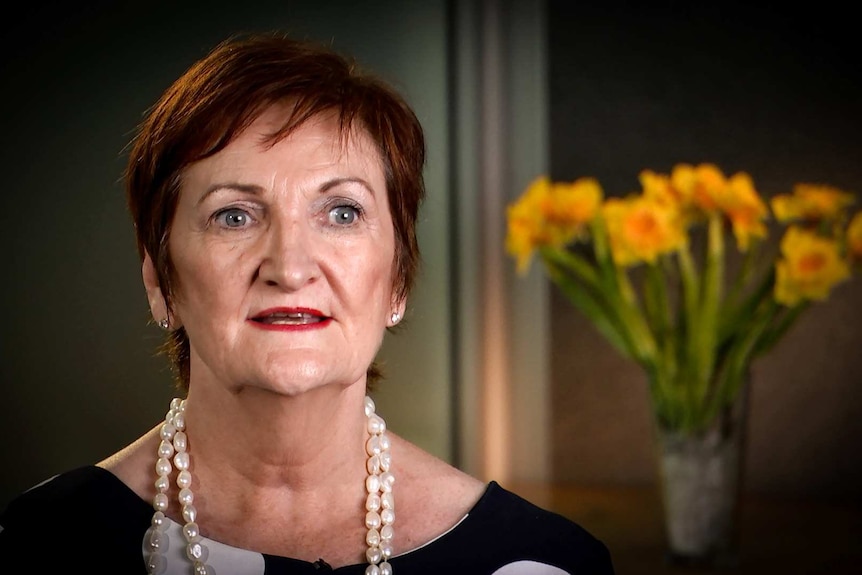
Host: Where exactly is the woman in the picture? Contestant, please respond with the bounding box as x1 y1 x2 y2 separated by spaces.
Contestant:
0 33 614 574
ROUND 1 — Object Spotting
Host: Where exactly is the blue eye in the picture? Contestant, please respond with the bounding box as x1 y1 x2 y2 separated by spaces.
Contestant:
330 205 359 225
215 208 251 228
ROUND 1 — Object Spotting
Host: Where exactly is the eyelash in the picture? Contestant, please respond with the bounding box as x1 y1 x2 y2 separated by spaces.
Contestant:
325 198 365 224
209 198 365 229
212 206 256 229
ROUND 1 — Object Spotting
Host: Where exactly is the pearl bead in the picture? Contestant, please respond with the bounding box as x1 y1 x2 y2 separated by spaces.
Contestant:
158 440 175 459
365 565 381 575
380 542 393 558
151 511 167 530
183 522 201 542
178 487 194 506
170 397 183 411
147 527 165 551
380 471 395 493
366 493 381 512
186 541 207 561
380 562 393 575
153 492 169 512
366 546 383 564
378 433 391 451
366 436 381 456
367 413 386 434
366 528 381 546
174 451 190 471
160 422 177 441
365 511 381 529
146 551 167 574
173 431 188 452
182 503 198 523
381 492 394 510
156 457 172 477
380 525 394 542
367 455 381 474
177 469 192 489
381 508 395 525
366 474 380 494
155 475 170 493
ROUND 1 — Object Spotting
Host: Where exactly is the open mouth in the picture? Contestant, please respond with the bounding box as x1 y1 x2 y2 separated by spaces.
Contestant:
250 308 330 327
252 312 326 325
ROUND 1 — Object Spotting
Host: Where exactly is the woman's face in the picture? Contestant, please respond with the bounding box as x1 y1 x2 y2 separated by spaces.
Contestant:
148 108 403 395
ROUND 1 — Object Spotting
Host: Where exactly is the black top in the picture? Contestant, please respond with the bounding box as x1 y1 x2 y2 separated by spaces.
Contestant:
0 466 614 574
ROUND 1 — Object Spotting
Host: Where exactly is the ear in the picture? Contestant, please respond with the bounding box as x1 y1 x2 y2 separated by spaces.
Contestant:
142 252 176 327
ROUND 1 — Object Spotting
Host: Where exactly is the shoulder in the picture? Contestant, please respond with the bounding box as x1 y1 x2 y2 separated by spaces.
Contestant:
389 434 487 549
0 466 151 560
2 466 115 518
388 436 614 574
425 481 615 574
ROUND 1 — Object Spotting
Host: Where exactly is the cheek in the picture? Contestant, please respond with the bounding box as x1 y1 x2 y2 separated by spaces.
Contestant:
336 251 395 312
170 243 250 312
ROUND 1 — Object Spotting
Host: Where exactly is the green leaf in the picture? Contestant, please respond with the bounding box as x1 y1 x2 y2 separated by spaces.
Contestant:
543 256 637 361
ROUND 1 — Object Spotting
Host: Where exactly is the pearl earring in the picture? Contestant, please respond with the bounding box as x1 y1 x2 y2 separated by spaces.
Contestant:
157 318 169 330
390 312 401 325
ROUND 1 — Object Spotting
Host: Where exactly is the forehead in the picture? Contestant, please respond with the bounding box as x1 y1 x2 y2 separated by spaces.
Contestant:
234 106 382 169
180 105 388 193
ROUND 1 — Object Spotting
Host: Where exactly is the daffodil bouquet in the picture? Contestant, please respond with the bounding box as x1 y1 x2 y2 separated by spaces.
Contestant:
506 163 862 435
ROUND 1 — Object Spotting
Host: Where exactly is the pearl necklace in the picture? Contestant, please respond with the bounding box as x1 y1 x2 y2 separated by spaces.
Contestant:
144 396 395 575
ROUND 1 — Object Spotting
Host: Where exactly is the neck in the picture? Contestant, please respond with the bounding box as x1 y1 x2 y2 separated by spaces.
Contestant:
182 383 369 491
143 387 395 573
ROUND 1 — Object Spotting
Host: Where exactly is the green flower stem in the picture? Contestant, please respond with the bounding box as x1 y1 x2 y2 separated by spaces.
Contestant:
645 261 676 382
590 216 658 367
613 269 659 367
695 214 724 405
719 266 775 347
540 246 600 287
723 239 761 317
677 243 700 375
541 249 637 361
703 298 778 425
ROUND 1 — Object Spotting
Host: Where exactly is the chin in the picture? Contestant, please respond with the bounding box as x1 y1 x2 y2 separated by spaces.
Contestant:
255 364 365 396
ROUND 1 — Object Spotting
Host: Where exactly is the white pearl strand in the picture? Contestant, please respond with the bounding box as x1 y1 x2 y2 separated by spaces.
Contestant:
144 396 395 575
364 395 395 574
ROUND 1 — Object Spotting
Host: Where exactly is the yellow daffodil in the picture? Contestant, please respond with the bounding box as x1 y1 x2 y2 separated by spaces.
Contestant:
506 167 858 436
603 194 685 266
774 226 851 306
505 176 602 274
717 171 769 251
670 163 727 213
542 177 603 229
771 183 855 223
641 169 677 205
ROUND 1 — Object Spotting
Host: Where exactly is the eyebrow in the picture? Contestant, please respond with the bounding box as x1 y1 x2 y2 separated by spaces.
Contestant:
196 177 377 206
196 183 263 206
320 176 377 197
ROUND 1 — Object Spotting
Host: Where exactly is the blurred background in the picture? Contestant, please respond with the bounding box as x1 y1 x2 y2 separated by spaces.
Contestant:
1 1 859 573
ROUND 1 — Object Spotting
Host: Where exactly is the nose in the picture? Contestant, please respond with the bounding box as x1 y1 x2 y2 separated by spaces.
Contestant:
256 216 319 290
